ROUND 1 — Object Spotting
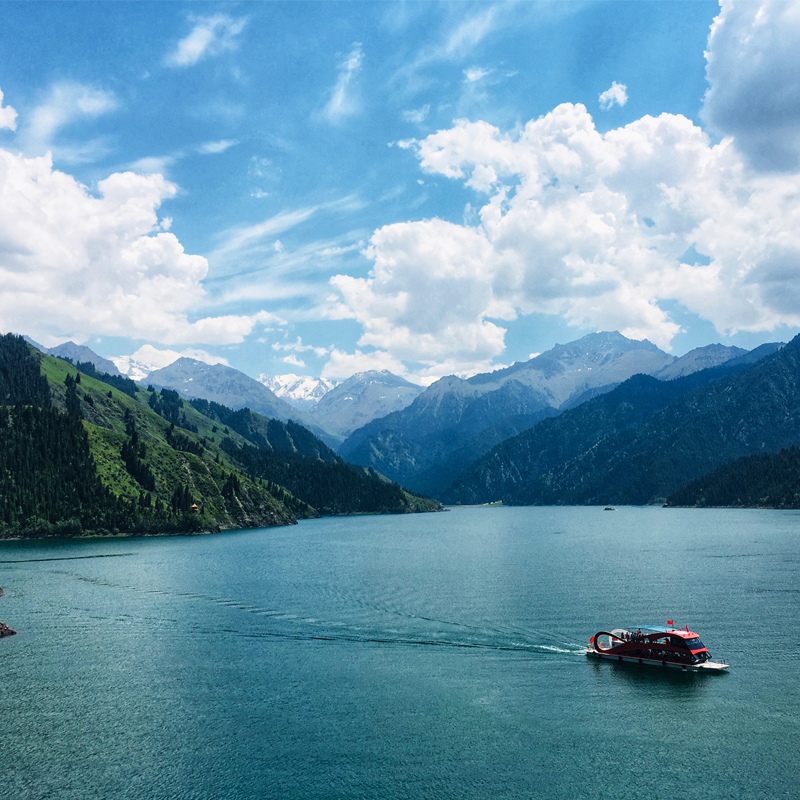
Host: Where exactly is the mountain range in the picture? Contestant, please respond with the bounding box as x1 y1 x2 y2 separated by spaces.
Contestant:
338 332 752 497
444 337 796 506
309 370 424 438
22 337 124 377
19 330 795 510
146 357 338 446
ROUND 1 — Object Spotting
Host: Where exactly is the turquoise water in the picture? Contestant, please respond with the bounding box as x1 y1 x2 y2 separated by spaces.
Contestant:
1 506 799 799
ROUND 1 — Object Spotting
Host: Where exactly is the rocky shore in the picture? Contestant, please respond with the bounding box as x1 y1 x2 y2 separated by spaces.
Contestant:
0 586 14 636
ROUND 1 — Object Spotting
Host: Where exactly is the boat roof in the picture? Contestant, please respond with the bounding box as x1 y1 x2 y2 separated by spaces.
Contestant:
632 626 697 638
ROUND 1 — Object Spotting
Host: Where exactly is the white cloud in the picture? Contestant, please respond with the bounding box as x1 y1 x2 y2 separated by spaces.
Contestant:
21 82 118 161
165 15 247 68
129 154 180 174
330 103 800 369
599 81 628 110
282 354 305 367
0 88 17 131
393 6 500 92
316 242 363 257
211 208 318 264
321 348 411 381
197 139 239 154
441 8 498 60
272 337 329 358
464 67 491 83
402 105 430 124
0 148 278 346
322 43 364 123
703 0 800 170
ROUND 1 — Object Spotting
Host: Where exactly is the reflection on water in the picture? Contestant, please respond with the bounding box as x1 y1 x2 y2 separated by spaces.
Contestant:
1 506 799 800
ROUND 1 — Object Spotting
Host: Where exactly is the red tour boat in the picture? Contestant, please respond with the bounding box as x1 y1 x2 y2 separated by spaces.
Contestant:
586 623 729 672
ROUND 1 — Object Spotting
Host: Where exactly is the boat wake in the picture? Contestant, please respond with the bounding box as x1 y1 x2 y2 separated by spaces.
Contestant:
58 570 584 657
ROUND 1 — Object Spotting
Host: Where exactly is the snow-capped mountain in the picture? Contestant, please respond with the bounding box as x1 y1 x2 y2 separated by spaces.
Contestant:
111 354 161 382
310 370 424 438
258 373 337 411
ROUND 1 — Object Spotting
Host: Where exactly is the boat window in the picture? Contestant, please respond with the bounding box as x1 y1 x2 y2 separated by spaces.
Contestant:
684 637 705 650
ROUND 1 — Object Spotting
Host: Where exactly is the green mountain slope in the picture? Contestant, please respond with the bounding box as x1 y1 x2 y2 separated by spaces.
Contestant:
0 335 438 538
666 446 800 509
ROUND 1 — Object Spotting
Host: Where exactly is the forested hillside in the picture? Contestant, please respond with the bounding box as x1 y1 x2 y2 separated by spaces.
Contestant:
444 340 797 505
667 446 800 508
0 335 439 539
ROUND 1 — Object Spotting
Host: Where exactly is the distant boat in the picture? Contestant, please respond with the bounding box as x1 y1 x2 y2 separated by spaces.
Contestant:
604 507 615 511
586 625 729 672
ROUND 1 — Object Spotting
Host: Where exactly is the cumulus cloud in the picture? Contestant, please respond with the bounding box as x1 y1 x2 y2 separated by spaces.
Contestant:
599 81 628 110
282 354 305 367
703 0 800 170
322 43 364 123
330 103 800 370
0 148 278 346
321 348 412 381
165 15 247 67
0 88 17 131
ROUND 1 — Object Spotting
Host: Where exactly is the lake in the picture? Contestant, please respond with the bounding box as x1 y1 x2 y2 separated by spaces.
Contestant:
1 506 799 799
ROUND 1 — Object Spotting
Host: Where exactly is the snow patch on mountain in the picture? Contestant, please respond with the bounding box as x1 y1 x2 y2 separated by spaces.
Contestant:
259 373 337 411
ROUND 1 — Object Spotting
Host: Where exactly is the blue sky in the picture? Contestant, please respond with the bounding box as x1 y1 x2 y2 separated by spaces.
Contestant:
2 1 800 382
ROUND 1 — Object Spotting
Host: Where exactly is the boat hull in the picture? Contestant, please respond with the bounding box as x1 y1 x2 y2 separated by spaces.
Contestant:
586 647 729 672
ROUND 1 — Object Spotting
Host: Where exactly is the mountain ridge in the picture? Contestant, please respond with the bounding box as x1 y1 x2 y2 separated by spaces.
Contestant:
444 336 800 506
338 332 681 494
146 357 339 448
310 369 424 439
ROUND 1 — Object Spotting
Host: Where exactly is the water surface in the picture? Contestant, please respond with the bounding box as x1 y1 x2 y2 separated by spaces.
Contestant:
1 506 799 799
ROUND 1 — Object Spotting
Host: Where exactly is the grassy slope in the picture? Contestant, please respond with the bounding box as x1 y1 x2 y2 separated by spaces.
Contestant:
40 355 309 532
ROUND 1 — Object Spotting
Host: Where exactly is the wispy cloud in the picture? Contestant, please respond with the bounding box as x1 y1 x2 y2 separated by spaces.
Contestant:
212 207 320 261
129 154 181 174
321 43 364 123
207 228 369 318
394 6 500 92
599 81 628 110
402 104 430 124
273 337 329 358
165 15 247 68
463 67 491 83
197 139 239 154
20 81 118 161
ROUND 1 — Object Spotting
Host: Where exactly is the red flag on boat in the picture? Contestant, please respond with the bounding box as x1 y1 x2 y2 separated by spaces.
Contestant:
590 636 595 643
667 620 674 626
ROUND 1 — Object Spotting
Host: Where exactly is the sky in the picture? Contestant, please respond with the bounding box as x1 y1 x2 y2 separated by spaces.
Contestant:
2 0 800 384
